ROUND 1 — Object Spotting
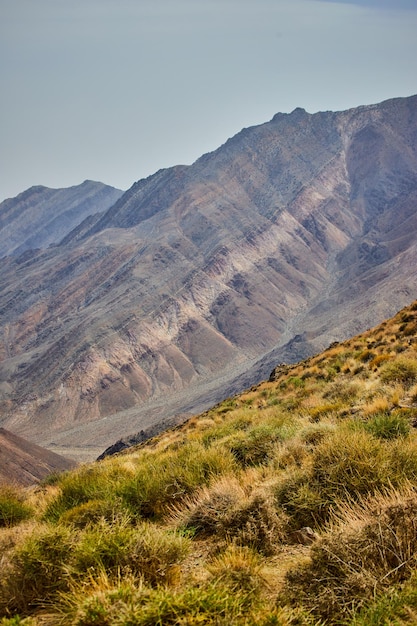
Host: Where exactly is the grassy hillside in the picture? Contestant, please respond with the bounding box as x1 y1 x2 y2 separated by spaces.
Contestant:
1 301 417 625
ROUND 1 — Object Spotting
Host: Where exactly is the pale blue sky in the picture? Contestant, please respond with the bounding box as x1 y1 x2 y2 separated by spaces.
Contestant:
1 0 416 201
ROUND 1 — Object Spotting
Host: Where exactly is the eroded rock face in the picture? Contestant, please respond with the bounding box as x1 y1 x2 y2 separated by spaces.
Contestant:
1 95 417 459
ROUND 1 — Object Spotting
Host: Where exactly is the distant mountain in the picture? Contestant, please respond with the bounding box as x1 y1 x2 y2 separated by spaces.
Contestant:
0 180 123 258
0 95 416 460
0 427 76 486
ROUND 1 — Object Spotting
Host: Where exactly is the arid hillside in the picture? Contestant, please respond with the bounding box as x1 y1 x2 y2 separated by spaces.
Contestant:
0 428 76 486
0 95 416 460
1 300 417 625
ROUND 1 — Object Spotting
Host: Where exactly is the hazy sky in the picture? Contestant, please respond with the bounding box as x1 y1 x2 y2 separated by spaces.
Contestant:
1 0 416 202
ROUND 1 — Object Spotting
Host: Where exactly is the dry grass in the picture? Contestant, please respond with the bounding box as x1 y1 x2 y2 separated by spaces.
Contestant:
171 474 287 555
283 487 417 621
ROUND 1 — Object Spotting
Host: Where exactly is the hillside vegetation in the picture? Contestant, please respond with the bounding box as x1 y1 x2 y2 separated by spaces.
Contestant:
1 301 417 625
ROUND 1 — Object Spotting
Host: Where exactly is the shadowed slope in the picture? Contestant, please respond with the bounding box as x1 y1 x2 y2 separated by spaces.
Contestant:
0 428 76 486
0 180 123 258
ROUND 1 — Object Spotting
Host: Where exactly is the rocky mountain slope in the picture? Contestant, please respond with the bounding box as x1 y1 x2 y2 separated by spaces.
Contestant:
0 427 76 486
0 95 416 460
0 180 123 258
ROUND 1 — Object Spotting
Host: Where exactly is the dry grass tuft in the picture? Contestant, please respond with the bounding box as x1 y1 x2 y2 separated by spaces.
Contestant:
171 475 287 555
283 487 417 621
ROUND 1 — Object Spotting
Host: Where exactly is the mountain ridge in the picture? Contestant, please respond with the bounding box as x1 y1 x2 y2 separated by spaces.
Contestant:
0 94 417 460
0 180 124 258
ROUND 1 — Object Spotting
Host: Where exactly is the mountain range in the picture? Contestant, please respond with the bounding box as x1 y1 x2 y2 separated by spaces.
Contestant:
1 94 416 461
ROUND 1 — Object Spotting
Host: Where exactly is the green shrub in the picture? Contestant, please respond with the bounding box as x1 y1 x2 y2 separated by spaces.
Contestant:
276 429 417 528
200 414 253 447
348 573 417 625
0 485 33 527
275 470 328 529
308 403 341 422
120 442 237 519
43 462 130 523
364 411 410 440
323 380 360 403
67 581 260 626
228 427 278 467
0 524 75 614
287 376 305 388
60 498 124 528
206 545 265 598
388 439 417 482
312 430 392 499
369 354 392 369
73 518 190 586
380 358 417 387
226 414 299 469
358 350 376 363
300 423 335 447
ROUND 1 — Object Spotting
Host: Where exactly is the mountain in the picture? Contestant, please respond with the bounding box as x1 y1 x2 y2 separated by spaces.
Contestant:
0 180 124 258
0 427 76 486
0 95 417 460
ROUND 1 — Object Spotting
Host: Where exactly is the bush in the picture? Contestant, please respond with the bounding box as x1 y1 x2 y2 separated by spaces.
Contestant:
226 414 299 468
43 462 130 523
275 470 328 529
283 489 417 621
0 514 191 618
73 518 190 587
276 429 417 528
200 413 253 447
300 423 335 447
323 380 360 403
0 485 33 527
308 403 341 422
380 358 417 387
174 476 286 555
348 573 417 625
363 411 410 440
206 545 265 597
66 579 262 626
120 442 237 519
369 354 392 369
228 427 279 467
60 498 125 528
0 523 75 614
358 349 376 363
172 476 246 536
312 430 394 499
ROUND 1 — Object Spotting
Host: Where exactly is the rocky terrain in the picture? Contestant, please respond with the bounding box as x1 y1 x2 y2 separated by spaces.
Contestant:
0 427 76 486
0 94 416 460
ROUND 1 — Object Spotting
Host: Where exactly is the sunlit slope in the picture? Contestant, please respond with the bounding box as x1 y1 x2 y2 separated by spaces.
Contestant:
1 299 417 624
